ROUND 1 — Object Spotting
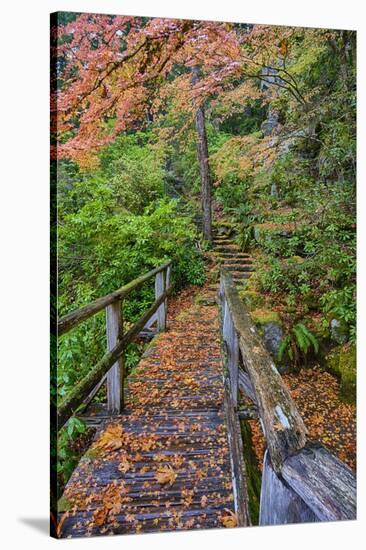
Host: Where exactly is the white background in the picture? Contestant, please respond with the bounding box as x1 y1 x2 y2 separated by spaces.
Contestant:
0 0 365 548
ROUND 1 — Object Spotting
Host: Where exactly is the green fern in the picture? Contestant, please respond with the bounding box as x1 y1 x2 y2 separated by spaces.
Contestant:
277 323 318 365
235 226 254 252
299 323 319 353
293 324 310 354
277 335 291 361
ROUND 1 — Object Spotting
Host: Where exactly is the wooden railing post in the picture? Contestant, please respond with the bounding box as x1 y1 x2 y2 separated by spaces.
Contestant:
155 269 166 332
259 450 317 525
165 264 171 322
106 299 124 414
223 297 239 408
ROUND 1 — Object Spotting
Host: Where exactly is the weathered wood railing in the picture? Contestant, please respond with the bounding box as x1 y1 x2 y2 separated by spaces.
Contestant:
57 261 172 430
219 269 356 525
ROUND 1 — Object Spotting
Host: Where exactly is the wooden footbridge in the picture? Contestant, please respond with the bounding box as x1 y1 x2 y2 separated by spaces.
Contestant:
53 238 356 538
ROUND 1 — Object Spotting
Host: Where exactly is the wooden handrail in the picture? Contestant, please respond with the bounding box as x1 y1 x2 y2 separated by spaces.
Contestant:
58 261 172 336
219 268 356 524
220 269 307 472
57 288 170 429
57 262 172 429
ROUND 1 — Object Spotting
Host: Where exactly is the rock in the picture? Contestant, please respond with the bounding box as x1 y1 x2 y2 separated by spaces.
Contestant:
330 318 349 344
250 309 286 370
239 290 265 310
271 181 279 198
263 322 284 359
325 343 356 404
261 108 280 136
278 127 315 156
253 225 261 243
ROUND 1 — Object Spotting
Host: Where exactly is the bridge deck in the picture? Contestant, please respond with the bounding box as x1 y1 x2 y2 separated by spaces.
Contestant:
58 285 242 537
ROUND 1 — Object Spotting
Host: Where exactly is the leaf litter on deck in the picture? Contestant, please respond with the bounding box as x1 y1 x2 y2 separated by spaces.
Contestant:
58 283 237 537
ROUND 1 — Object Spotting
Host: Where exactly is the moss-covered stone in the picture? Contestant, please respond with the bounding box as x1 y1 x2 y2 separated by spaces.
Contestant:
286 255 305 265
194 293 216 306
325 343 356 404
213 220 236 236
239 289 265 310
250 309 285 362
250 308 281 325
330 318 349 344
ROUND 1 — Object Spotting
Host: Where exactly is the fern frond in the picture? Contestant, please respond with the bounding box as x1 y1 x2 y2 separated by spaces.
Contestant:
293 324 309 354
303 328 319 353
277 335 290 361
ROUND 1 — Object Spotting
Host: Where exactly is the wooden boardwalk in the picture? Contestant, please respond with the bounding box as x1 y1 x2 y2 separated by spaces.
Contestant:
58 285 245 537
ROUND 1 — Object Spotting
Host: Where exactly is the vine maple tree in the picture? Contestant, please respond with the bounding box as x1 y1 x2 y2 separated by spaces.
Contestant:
52 15 337 238
53 15 248 239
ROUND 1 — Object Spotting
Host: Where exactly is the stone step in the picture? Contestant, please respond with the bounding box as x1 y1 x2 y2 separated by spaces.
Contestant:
215 241 239 250
212 238 232 244
224 266 255 273
215 246 240 255
232 277 251 284
213 242 232 248
214 252 250 259
223 266 253 272
230 272 252 279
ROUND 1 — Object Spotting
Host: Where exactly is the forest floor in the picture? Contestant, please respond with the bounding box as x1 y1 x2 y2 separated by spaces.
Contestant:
248 366 356 472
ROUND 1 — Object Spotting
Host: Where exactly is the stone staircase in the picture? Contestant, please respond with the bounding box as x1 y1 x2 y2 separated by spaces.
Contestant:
212 233 254 285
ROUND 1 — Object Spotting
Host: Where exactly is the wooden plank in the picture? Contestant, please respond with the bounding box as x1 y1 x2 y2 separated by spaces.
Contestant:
223 297 239 407
222 370 250 526
155 270 166 332
238 368 257 405
165 264 171 316
58 261 171 335
282 443 356 521
57 288 170 429
106 300 124 413
259 450 317 525
220 270 307 472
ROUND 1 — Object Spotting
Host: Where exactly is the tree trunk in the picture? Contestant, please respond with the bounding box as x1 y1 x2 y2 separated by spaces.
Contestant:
192 67 212 242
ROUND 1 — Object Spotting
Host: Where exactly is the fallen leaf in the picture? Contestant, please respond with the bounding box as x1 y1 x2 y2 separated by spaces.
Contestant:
156 465 177 486
221 509 237 528
93 507 108 526
118 459 131 474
